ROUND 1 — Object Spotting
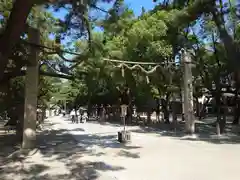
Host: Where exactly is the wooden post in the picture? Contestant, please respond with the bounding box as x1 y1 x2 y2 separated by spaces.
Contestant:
181 84 185 121
171 95 178 131
182 49 195 134
64 99 67 112
22 28 40 149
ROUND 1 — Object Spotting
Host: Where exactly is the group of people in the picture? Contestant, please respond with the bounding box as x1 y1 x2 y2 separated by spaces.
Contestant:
67 85 132 123
70 108 88 123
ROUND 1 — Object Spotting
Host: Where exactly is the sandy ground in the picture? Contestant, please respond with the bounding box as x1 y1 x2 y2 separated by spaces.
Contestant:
1 116 240 180
51 116 240 180
0 118 116 180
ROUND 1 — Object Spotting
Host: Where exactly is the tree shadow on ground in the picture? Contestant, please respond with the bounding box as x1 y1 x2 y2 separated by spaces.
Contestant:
129 120 240 145
72 132 141 150
0 118 139 180
64 115 240 145
0 133 19 153
117 150 140 158
1 158 124 180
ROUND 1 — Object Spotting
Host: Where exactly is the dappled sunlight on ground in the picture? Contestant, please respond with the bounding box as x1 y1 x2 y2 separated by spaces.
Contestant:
0 119 123 180
53 116 240 180
1 116 240 179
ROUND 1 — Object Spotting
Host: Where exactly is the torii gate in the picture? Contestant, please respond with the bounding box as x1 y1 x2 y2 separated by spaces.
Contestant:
102 50 194 134
21 37 195 148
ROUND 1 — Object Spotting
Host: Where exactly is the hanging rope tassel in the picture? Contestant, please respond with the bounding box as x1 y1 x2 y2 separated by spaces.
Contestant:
146 75 150 84
121 66 125 77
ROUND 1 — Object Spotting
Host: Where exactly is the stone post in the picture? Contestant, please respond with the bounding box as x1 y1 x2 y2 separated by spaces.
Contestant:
22 28 40 149
182 49 195 134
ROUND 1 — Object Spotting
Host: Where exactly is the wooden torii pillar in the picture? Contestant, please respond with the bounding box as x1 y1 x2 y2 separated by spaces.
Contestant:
22 28 40 149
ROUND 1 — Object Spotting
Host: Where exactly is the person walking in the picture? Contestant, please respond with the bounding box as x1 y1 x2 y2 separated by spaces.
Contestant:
70 109 75 123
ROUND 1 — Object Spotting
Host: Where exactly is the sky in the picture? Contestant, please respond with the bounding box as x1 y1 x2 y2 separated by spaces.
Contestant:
124 0 156 14
50 0 158 58
52 0 157 22
98 0 156 16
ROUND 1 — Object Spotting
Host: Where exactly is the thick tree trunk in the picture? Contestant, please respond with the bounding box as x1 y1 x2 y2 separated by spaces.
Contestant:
22 28 39 149
155 98 160 122
233 99 240 125
172 0 215 25
126 105 132 124
0 0 34 80
146 110 151 125
99 106 105 122
0 83 9 112
215 88 226 135
215 91 222 135
171 96 178 131
195 97 200 118
221 101 227 134
163 109 170 124
16 104 24 142
180 87 185 121
233 73 240 124
172 0 236 66
162 94 170 124
216 106 226 135
211 8 240 71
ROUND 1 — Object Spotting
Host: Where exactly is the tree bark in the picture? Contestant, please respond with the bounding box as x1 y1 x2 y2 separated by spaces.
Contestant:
127 105 133 124
22 28 39 149
172 0 215 26
215 88 222 135
194 96 200 118
16 104 24 142
0 0 34 81
147 110 151 125
180 86 185 121
233 97 240 125
175 0 240 80
211 6 240 71
162 93 170 124
215 79 226 135
233 72 240 124
171 95 178 130
155 98 160 122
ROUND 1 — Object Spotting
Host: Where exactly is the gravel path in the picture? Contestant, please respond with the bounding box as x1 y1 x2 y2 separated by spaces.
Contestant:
53 116 240 180
0 117 117 180
1 116 240 180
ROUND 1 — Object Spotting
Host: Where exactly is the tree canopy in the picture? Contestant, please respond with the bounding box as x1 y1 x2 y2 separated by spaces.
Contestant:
1 0 240 134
